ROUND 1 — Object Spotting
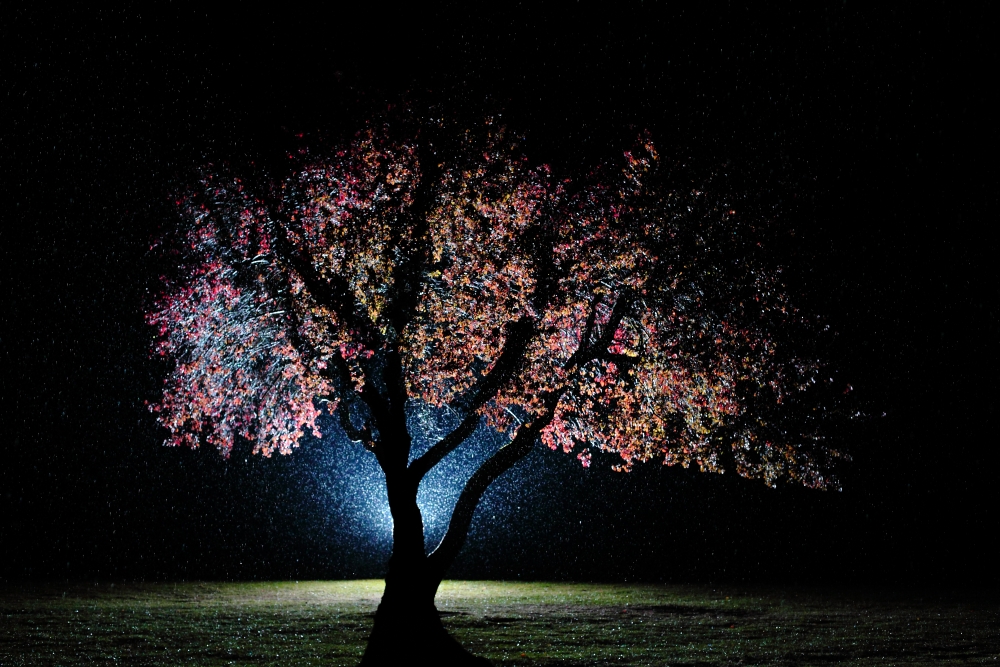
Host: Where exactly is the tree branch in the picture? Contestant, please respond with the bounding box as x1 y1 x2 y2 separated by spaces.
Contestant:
579 293 602 355
384 152 442 339
564 290 633 371
424 431 533 580
408 409 482 482
335 400 374 450
408 317 535 482
421 295 634 579
425 390 562 582
265 204 384 351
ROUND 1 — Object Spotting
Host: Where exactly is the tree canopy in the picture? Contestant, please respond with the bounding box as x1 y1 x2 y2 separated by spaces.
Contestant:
148 118 847 491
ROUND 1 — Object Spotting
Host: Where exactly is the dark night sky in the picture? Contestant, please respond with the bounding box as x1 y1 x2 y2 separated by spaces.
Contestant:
2 5 997 585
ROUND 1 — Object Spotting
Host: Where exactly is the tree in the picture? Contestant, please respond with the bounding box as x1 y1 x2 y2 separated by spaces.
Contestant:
147 114 847 664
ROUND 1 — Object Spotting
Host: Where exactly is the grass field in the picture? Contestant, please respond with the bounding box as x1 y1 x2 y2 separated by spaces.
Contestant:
1 580 997 666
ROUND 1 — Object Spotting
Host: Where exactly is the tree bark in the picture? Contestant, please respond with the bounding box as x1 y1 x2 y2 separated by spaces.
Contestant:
360 561 490 666
359 464 491 666
358 335 546 665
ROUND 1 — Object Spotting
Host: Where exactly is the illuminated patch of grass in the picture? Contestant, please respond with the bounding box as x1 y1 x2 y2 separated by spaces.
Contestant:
1 581 997 665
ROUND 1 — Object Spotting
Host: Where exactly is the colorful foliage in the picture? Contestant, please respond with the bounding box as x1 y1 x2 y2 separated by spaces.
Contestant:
149 120 846 489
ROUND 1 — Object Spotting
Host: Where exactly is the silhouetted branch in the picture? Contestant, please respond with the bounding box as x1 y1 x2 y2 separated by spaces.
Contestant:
425 390 562 581
266 204 384 351
409 317 535 482
564 290 633 371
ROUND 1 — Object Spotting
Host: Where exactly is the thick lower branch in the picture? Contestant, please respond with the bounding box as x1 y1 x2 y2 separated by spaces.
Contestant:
425 393 562 583
409 317 535 482
409 410 482 482
425 432 535 581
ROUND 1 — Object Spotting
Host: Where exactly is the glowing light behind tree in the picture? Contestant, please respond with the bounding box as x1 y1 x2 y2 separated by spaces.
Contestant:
147 114 851 662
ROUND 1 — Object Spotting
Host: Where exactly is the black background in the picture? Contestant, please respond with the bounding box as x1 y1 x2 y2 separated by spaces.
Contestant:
2 4 996 585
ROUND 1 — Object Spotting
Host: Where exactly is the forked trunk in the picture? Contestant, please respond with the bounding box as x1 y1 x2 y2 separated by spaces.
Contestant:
359 464 491 666
359 398 540 665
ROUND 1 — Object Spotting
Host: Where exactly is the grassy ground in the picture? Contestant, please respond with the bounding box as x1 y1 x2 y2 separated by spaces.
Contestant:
1 580 997 666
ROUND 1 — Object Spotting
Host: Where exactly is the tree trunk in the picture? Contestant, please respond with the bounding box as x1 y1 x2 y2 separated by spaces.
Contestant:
358 379 542 665
359 559 490 666
359 468 491 666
